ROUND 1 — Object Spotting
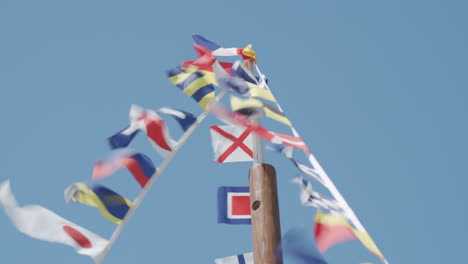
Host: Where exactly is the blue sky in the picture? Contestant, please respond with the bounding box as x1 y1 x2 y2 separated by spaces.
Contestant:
1 0 467 263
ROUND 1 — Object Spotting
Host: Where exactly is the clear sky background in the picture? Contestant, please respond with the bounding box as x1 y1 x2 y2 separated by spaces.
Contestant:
1 0 467 263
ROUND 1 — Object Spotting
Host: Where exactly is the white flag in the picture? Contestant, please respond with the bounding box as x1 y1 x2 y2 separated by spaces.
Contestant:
215 252 253 264
210 124 253 163
0 180 109 262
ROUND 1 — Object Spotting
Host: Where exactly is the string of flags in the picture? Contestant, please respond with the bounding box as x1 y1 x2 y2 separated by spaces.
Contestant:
0 34 388 264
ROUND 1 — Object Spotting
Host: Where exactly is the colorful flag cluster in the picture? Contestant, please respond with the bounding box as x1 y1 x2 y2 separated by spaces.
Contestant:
0 102 196 261
0 35 387 264
184 35 387 263
0 181 109 261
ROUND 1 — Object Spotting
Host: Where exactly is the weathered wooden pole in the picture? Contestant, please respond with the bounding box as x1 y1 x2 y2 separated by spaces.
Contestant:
250 121 283 264
249 163 282 264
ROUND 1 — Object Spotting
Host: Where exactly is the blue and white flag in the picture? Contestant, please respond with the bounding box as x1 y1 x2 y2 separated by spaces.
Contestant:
218 186 251 225
270 145 323 184
157 107 196 132
215 252 253 264
292 177 343 214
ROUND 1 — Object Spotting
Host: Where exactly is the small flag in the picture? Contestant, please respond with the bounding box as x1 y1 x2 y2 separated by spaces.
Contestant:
278 226 328 264
231 60 262 85
292 177 343 214
270 145 322 183
218 186 251 225
167 66 216 110
208 103 309 151
92 148 156 188
108 105 176 158
215 252 254 264
314 210 384 259
0 180 109 261
212 61 277 103
192 35 257 62
210 125 253 163
230 96 292 126
107 126 140 149
64 183 132 224
157 107 197 132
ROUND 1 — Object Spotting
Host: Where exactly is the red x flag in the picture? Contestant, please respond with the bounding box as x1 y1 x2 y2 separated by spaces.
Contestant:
210 125 253 163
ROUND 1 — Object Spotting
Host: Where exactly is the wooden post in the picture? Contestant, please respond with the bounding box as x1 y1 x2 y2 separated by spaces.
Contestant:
250 163 282 264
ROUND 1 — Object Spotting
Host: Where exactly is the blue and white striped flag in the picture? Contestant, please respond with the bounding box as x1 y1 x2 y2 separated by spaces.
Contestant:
215 252 253 264
292 177 344 214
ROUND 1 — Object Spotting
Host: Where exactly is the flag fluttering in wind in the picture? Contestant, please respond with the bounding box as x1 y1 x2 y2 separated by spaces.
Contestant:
215 252 254 264
292 177 343 214
314 210 384 258
108 105 176 158
0 180 109 262
218 186 251 225
278 226 328 264
211 60 277 102
230 96 292 126
208 103 308 151
192 35 257 62
210 124 253 163
167 66 216 110
92 148 156 188
270 145 322 183
157 107 197 132
64 183 132 224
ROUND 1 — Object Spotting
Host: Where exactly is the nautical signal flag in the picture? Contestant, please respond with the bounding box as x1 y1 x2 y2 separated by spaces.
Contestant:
64 183 132 224
167 66 216 110
218 186 251 225
278 226 328 264
210 125 253 163
208 103 309 152
192 34 257 62
230 96 292 126
92 148 156 188
108 105 176 158
292 177 343 214
157 107 197 132
215 252 254 264
271 145 322 183
314 210 384 259
211 60 277 103
0 180 109 261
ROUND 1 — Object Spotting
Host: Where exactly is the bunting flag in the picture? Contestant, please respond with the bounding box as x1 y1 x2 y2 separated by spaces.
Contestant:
209 125 253 163
314 210 384 259
167 66 216 110
231 60 262 85
64 183 132 224
292 177 344 214
92 148 156 188
270 145 322 183
0 180 109 261
157 107 197 132
215 252 254 264
208 103 309 151
108 105 176 158
218 186 251 225
278 226 328 264
230 96 292 126
192 35 257 62
212 60 277 103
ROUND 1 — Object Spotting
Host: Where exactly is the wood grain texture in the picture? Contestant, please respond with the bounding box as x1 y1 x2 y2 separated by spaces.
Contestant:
249 163 282 264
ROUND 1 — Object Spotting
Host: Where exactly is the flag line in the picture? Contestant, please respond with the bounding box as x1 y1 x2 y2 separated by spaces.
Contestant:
254 63 389 264
95 89 228 263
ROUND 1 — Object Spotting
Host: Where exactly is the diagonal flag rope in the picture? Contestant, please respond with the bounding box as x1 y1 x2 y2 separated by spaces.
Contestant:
94 89 228 264
211 126 253 162
254 63 389 264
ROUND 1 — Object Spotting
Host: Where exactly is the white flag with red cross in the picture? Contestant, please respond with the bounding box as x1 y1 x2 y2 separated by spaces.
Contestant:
209 124 253 163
